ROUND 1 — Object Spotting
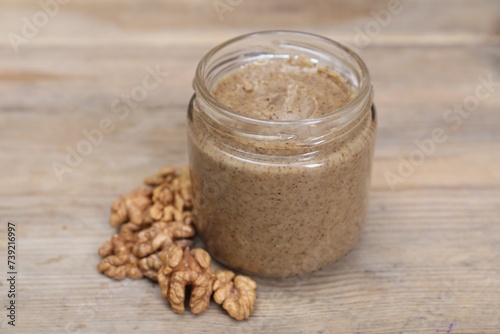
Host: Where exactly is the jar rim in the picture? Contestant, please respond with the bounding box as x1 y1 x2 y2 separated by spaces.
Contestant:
194 30 372 127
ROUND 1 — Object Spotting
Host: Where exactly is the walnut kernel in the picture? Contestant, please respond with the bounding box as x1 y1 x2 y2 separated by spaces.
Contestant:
213 270 257 320
133 221 195 258
110 188 153 227
158 245 214 314
97 234 143 280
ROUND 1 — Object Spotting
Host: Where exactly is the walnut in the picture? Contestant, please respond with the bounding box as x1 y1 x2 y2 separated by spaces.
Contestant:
151 204 189 223
150 182 192 222
98 240 113 258
138 240 194 281
153 182 174 205
110 188 153 228
133 221 195 258
118 222 142 242
175 167 193 208
146 166 192 222
138 249 167 281
150 183 177 221
97 234 143 280
158 245 214 314
144 166 178 187
213 270 257 320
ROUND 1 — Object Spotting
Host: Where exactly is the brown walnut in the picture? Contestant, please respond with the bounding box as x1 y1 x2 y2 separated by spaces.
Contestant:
144 166 177 187
97 234 143 280
133 221 195 258
138 239 193 281
157 245 214 315
213 270 257 320
150 180 192 222
110 188 153 228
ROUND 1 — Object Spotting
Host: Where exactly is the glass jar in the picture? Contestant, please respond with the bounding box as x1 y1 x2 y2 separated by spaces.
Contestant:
187 31 376 278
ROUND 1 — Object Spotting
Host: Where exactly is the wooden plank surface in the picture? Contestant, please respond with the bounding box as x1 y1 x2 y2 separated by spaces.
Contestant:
0 0 499 333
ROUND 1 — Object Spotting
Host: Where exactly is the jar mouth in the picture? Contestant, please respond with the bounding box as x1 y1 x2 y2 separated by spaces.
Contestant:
194 30 372 129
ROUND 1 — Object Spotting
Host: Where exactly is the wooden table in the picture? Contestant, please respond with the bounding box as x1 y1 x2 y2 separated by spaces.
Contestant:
1 1 499 333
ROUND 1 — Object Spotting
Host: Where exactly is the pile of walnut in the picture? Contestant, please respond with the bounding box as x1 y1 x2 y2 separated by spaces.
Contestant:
97 166 257 321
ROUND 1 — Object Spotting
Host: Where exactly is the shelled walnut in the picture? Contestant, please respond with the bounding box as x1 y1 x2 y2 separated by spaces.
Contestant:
150 180 192 222
110 188 153 228
158 245 214 315
213 270 257 320
137 247 167 281
97 234 143 280
143 166 177 187
133 221 195 258
117 222 142 243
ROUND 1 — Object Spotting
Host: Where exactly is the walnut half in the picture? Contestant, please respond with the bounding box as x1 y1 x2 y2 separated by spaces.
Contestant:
110 188 153 228
97 234 143 280
213 270 257 320
138 239 193 281
157 245 214 315
133 221 195 258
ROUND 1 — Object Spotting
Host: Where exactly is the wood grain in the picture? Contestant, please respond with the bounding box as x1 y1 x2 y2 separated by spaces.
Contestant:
0 0 499 333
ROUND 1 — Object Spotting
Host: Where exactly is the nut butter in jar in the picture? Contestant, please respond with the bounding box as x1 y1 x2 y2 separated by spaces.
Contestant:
187 31 376 278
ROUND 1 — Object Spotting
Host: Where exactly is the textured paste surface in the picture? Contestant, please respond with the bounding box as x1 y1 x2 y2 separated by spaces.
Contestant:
211 58 355 120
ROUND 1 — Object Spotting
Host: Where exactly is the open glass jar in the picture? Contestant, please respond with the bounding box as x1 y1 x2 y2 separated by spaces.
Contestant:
187 31 376 278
